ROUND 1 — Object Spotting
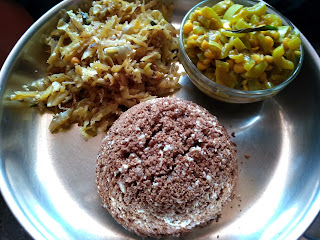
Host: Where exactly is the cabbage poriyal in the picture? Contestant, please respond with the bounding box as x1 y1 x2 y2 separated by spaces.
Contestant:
11 0 180 138
183 0 301 90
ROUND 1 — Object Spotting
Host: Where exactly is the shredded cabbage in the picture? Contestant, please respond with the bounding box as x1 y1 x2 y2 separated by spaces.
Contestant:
11 0 180 138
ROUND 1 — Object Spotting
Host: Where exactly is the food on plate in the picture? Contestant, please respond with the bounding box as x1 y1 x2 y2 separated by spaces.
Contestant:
10 0 180 138
96 97 238 237
182 0 301 90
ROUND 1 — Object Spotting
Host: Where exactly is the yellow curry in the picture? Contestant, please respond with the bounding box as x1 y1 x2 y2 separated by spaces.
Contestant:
182 0 301 90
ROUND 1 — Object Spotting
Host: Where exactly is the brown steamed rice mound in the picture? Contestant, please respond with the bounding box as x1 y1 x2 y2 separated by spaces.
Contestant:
96 97 238 237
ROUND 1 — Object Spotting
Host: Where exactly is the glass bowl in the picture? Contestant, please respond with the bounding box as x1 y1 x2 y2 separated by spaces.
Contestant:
179 0 304 103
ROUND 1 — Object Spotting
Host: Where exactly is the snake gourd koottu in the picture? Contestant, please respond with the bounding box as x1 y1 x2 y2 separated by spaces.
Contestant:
182 0 301 91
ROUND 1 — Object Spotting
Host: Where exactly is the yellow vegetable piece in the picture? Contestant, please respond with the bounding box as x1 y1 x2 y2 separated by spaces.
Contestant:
223 4 243 20
202 58 211 65
201 40 209 50
252 54 262 64
71 57 80 65
212 0 233 15
247 79 262 90
270 73 287 84
265 36 274 48
229 9 248 24
204 49 216 59
200 6 222 28
188 12 195 21
256 33 270 54
294 50 301 56
201 6 218 19
194 9 202 17
262 14 282 27
244 55 256 71
264 55 273 64
246 2 267 17
272 45 294 70
193 26 205 35
219 34 229 44
233 37 247 51
264 81 275 89
277 26 291 41
230 54 244 63
208 40 222 52
234 19 251 30
204 67 216 79
197 61 210 70
233 63 245 73
249 37 259 47
285 49 295 62
220 40 234 59
183 20 193 34
186 38 196 47
259 71 267 82
287 36 301 51
226 59 234 69
198 15 211 28
241 38 251 49
245 61 268 78
215 60 237 88
282 37 290 49
197 52 206 61
269 30 279 40
222 21 231 30
250 14 260 25
292 28 300 38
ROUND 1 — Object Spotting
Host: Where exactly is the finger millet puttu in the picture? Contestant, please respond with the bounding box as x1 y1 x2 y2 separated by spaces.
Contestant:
96 97 238 237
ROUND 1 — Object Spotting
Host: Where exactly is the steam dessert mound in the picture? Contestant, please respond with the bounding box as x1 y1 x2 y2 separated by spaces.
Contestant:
96 97 237 237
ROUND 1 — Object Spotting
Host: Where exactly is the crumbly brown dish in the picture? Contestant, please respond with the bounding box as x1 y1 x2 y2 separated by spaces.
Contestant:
96 97 237 237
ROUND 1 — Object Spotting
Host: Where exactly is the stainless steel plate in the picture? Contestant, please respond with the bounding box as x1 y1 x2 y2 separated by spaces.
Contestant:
1 0 320 239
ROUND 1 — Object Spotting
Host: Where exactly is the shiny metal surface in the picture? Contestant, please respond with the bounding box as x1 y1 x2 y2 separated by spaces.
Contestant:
1 0 320 240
